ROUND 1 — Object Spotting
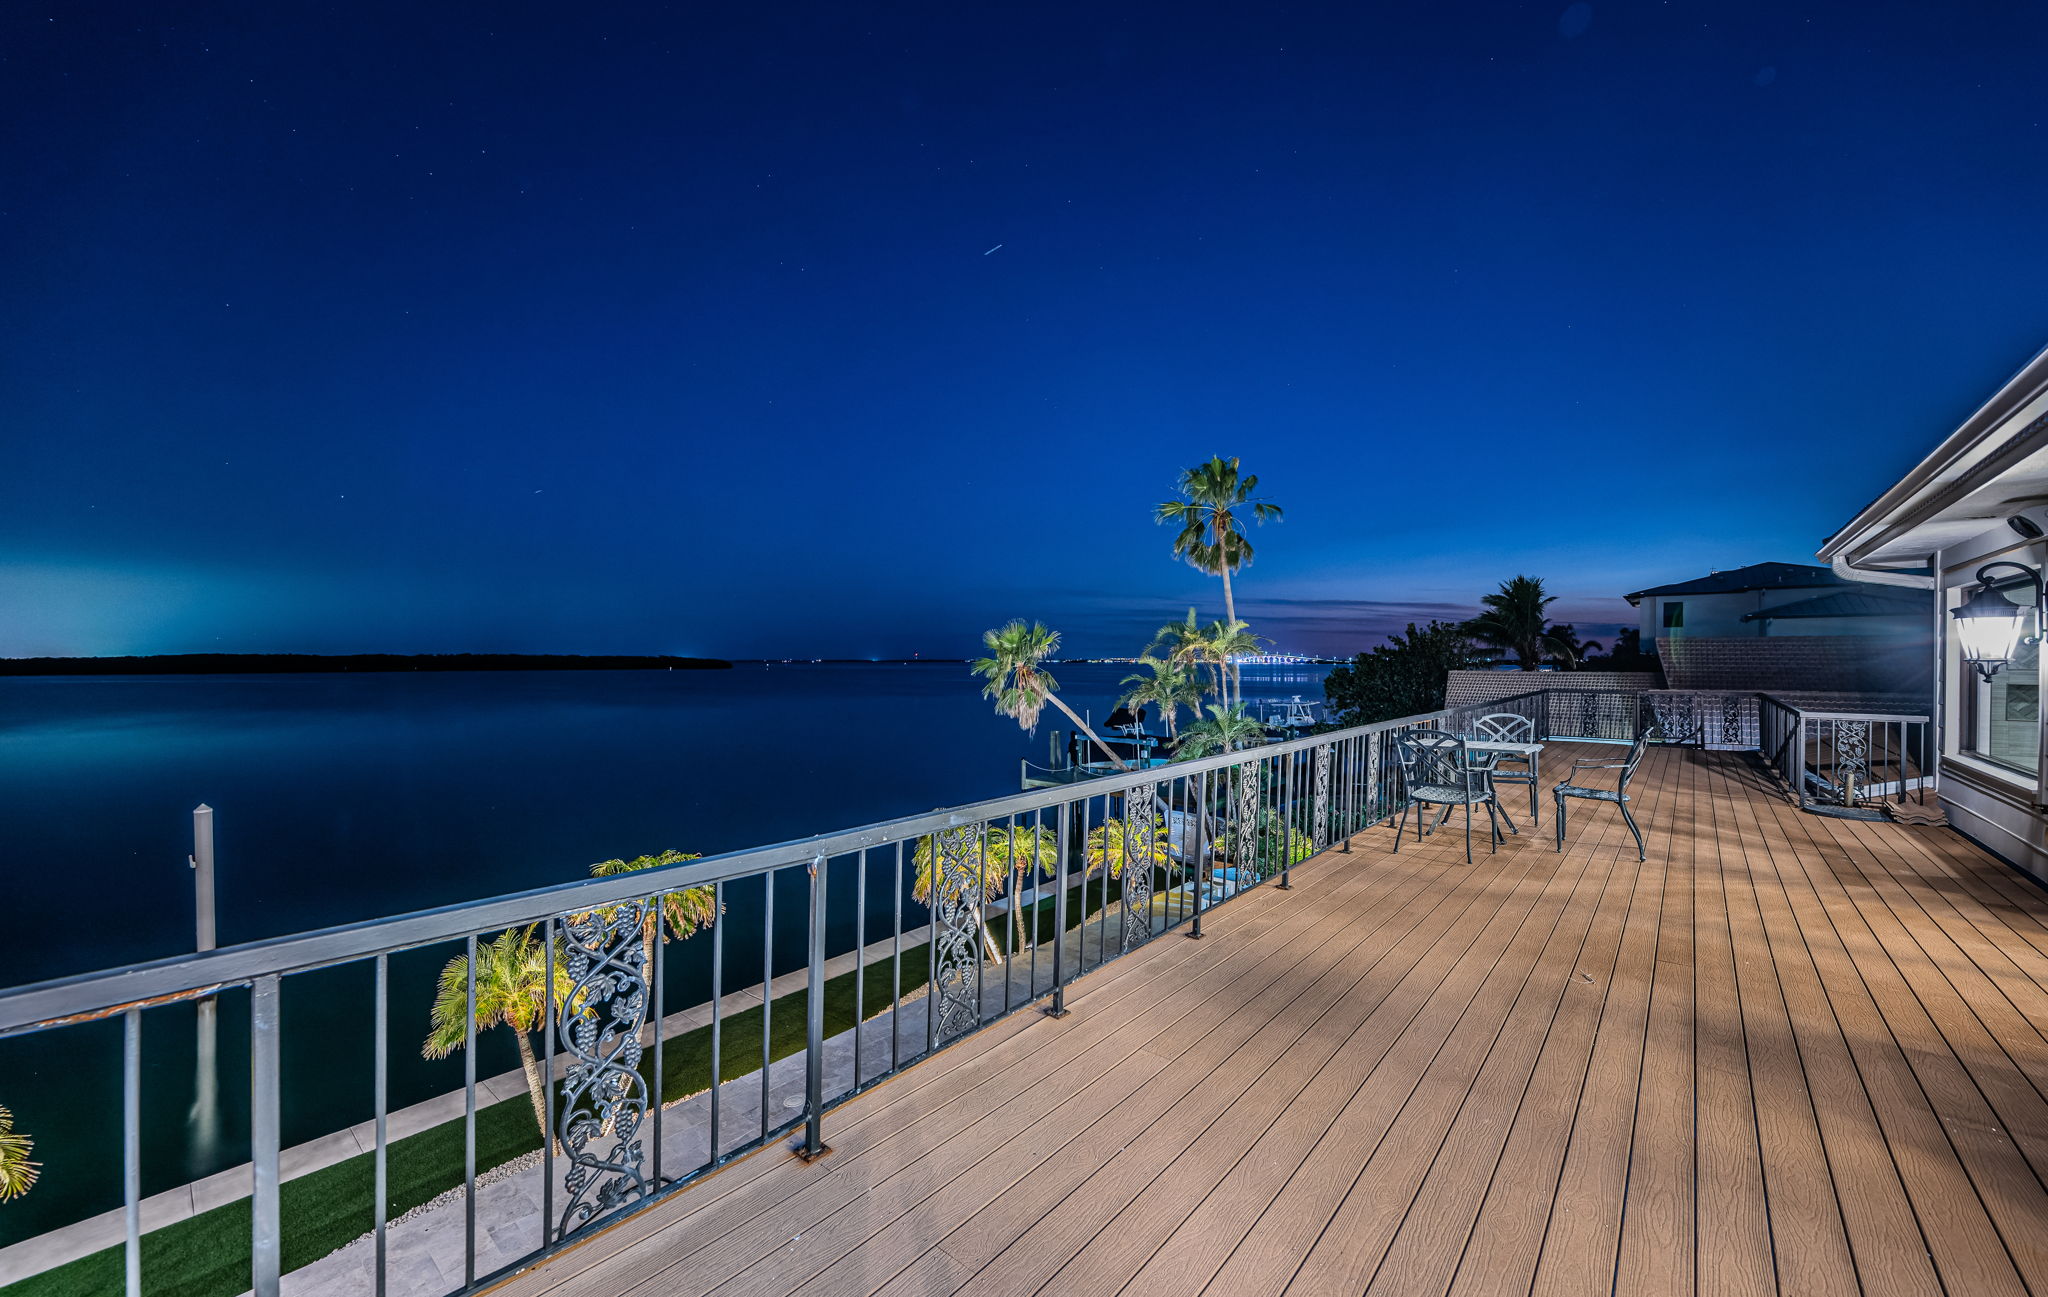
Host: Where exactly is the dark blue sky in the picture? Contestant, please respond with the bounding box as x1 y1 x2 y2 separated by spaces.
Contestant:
4 1 2044 659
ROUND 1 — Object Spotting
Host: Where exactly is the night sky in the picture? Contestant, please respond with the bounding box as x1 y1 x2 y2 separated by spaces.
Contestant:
5 1 2046 660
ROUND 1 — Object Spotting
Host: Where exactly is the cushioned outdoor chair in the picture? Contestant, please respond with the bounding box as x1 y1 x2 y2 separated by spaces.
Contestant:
1473 711 1540 823
1393 730 1516 864
1554 727 1658 862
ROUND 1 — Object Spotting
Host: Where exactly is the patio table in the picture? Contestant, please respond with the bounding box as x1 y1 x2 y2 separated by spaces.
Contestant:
1444 732 1545 823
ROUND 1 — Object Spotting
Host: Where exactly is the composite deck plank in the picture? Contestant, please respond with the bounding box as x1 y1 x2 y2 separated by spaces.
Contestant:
826 804 1546 1297
495 743 2048 1297
735 830 1496 1297
1721 760 1948 1297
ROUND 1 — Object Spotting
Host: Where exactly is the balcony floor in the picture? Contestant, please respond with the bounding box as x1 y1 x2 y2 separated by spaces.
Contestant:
493 743 2048 1297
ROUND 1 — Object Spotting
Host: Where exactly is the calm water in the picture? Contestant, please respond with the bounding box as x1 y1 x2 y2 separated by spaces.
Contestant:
0 663 1329 1243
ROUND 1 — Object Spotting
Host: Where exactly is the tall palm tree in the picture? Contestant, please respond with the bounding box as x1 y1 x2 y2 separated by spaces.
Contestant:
973 621 1131 771
913 824 1053 963
587 850 720 976
1198 618 1263 709
1156 456 1283 629
0 1104 37 1202
1150 609 1223 705
424 926 569 1142
1465 575 1576 671
1119 654 1204 739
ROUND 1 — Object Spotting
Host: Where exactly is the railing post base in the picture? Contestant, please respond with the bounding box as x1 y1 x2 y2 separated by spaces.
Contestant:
1276 872 1292 891
1042 996 1071 1020
793 1137 833 1163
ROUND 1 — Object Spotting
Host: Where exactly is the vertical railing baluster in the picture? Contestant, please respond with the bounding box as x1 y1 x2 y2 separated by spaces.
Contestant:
975 820 989 1028
1190 768 1209 940
1049 801 1072 1016
1278 746 1295 889
251 975 282 1297
652 903 665 1184
123 1007 140 1297
760 872 773 1141
1003 815 1017 1015
854 848 867 1089
891 842 903 1073
374 954 389 1297
542 920 555 1245
709 879 724 1161
463 934 476 1281
1029 808 1042 998
925 853 941 1058
801 856 829 1159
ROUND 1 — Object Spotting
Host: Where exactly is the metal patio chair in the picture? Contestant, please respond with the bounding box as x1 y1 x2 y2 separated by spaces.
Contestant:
1392 730 1516 864
1554 726 1658 862
1474 711 1540 823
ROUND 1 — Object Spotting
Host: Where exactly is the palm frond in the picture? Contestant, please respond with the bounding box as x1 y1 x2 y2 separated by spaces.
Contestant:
0 1104 39 1202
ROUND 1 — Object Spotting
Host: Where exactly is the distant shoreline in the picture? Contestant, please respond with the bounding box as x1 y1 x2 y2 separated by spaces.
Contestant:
0 653 734 676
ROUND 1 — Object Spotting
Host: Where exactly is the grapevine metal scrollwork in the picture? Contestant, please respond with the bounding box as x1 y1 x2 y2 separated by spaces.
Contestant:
1836 721 1871 804
928 826 983 1042
1312 743 1332 850
1118 784 1159 953
554 903 651 1238
1236 760 1264 881
1652 693 1699 747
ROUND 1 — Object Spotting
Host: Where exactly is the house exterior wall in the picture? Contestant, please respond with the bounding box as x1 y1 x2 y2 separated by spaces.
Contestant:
1638 588 1921 640
1933 523 2048 883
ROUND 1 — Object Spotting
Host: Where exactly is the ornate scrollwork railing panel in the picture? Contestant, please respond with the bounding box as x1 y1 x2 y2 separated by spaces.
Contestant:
1118 784 1159 953
929 826 984 1042
554 903 651 1238
1311 743 1332 850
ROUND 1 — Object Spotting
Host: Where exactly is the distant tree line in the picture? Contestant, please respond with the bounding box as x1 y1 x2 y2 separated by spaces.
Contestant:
0 653 733 675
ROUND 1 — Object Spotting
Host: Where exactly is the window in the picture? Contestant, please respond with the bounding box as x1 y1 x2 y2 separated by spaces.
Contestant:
1662 601 1684 629
1962 578 2040 775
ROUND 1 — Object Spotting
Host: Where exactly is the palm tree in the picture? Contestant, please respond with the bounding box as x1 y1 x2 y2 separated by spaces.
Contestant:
424 926 569 1142
1119 654 1204 739
1466 575 1577 671
1084 816 1171 883
0 1104 37 1202
587 850 719 975
1156 456 1283 629
1150 609 1224 705
1198 618 1263 709
914 824 1053 963
1544 624 1601 670
973 620 1130 771
1175 702 1268 757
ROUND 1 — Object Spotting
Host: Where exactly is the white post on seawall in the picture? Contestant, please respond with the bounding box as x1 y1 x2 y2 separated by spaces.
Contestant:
192 804 217 954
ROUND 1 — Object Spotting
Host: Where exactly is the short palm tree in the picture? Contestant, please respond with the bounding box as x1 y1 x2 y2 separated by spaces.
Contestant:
1198 618 1263 709
914 824 1053 963
1084 815 1172 883
0 1104 37 1202
1156 456 1282 629
424 926 570 1142
587 850 719 975
1175 702 1267 757
1466 575 1576 671
974 620 1130 771
1119 654 1204 739
1150 609 1223 703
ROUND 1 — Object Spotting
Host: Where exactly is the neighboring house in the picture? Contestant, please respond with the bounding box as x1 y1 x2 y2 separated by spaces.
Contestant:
1623 561 1928 639
1819 341 2048 878
1442 670 1660 710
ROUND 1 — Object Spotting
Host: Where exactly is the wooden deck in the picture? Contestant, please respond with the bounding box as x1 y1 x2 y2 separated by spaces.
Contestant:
493 742 2048 1297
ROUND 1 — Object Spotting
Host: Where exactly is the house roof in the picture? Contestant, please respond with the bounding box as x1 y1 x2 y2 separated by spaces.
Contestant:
1737 587 1931 622
1623 562 1849 605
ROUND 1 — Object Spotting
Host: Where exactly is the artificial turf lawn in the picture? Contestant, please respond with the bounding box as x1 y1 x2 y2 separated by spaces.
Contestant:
4 875 1121 1297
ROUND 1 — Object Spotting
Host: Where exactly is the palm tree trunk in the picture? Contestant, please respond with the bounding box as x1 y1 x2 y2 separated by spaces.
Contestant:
512 1029 552 1148
1220 565 1241 707
1049 695 1132 771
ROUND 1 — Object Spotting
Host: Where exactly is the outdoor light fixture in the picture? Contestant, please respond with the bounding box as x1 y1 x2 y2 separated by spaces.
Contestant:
1952 561 2047 681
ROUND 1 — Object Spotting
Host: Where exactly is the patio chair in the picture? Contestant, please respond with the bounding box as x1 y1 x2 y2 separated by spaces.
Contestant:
1554 727 1658 862
1392 730 1516 864
1474 712 1540 823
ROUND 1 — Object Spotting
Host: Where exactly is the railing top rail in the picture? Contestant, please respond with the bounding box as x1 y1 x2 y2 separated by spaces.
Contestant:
1755 692 1929 724
0 692 1555 1037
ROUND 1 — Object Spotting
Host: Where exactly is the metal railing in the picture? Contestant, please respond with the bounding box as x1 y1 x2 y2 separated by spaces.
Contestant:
1758 693 1934 814
0 682 1937 1297
0 692 1552 1297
